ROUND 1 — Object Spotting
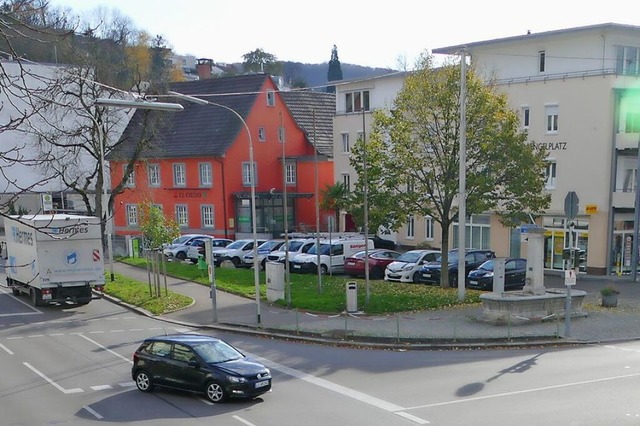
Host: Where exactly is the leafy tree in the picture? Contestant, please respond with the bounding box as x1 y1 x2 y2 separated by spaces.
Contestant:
138 200 180 250
326 44 342 93
365 53 550 287
319 182 349 230
242 48 283 75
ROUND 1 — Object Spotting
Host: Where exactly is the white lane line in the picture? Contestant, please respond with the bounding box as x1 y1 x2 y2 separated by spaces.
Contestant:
129 328 144 332
405 371 640 410
23 362 83 394
249 354 429 424
83 405 104 420
48 333 64 337
7 336 23 340
200 398 214 406
76 334 133 364
3 290 43 313
0 312 41 317
119 382 136 388
0 342 14 355
27 334 44 338
89 331 105 334
232 415 257 426
9 323 26 327
109 330 125 333
91 385 112 391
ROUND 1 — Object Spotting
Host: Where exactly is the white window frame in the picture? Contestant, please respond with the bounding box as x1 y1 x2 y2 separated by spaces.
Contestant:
522 106 530 129
199 162 212 187
341 132 350 153
126 204 138 226
424 216 434 241
545 160 557 189
453 215 491 249
538 51 546 73
201 205 214 228
148 163 160 187
345 90 370 113
545 105 559 134
173 163 186 187
124 164 135 188
342 173 351 192
258 127 266 142
175 204 188 227
242 162 257 186
266 90 275 107
285 162 296 184
406 215 415 239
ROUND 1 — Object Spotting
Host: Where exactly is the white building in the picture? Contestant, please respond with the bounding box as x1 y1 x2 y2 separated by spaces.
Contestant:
433 23 640 275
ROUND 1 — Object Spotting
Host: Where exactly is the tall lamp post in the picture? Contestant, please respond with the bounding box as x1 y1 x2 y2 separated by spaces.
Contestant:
94 97 184 281
167 91 262 323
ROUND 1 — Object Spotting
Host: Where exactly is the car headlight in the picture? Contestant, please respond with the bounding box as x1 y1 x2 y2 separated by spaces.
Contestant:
402 264 414 271
485 272 494 278
227 375 247 383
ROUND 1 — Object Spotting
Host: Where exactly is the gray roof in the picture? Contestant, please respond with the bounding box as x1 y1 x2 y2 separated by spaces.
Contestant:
433 23 640 54
279 90 335 157
109 75 336 161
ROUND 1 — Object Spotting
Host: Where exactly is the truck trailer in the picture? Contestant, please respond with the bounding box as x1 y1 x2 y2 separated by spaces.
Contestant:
4 214 106 306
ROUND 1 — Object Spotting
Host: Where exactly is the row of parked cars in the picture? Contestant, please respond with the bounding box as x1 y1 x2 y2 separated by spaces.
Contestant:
163 234 526 291
345 248 527 291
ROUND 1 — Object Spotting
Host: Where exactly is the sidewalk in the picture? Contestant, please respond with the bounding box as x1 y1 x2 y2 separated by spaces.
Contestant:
109 261 640 349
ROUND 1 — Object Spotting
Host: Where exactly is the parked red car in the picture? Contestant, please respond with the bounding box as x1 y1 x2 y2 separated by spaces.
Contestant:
344 249 401 279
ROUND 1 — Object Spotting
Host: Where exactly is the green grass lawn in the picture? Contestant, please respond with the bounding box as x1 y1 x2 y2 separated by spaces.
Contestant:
119 257 482 315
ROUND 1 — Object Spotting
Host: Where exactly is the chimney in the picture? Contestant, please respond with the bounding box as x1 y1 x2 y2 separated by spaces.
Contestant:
196 58 213 80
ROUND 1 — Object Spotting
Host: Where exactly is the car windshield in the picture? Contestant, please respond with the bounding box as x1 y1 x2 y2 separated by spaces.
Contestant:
191 340 244 364
478 259 495 271
435 251 459 263
396 252 421 263
308 243 330 255
352 250 367 259
173 236 191 245
225 240 248 250
287 241 304 251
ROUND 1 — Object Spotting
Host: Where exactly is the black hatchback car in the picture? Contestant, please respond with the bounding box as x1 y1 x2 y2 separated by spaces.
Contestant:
418 249 496 286
467 258 527 291
132 334 272 403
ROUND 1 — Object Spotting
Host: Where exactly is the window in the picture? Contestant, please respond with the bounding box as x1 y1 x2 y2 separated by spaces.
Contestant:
345 90 370 113
522 107 530 129
425 216 434 241
341 133 350 153
538 51 546 73
357 131 364 143
242 162 257 186
172 344 194 363
148 164 160 187
625 111 640 133
201 205 214 228
266 90 275 106
173 163 186 187
545 160 557 189
199 163 212 187
545 105 559 133
623 168 637 192
175 205 188 227
342 173 351 192
278 126 285 143
258 127 266 142
126 204 138 226
406 215 415 239
452 215 491 249
124 165 135 188
616 46 640 76
285 162 296 184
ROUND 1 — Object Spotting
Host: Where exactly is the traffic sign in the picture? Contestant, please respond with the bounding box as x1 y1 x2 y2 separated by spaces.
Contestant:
564 191 579 220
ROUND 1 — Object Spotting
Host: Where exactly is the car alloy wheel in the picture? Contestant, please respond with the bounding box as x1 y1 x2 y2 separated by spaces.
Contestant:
135 370 153 392
205 381 226 403
176 251 186 260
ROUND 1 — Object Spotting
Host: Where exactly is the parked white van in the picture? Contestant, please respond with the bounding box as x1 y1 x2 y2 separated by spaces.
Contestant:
290 236 374 275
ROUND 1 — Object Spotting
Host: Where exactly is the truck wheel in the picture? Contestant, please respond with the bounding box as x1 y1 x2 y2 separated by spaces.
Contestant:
30 289 43 307
11 287 20 296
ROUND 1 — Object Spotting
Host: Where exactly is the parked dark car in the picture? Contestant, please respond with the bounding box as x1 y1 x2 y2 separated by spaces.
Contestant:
418 249 496 286
344 249 401 279
132 334 271 403
188 237 233 263
467 258 527 291
369 235 397 250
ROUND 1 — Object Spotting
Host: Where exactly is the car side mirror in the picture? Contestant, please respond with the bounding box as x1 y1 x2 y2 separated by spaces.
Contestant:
188 359 200 368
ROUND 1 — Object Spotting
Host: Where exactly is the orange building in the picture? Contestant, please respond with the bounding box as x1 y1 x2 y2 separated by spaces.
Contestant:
108 74 335 240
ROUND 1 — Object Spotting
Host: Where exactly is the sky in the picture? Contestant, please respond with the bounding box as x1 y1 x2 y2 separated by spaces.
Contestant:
48 0 639 69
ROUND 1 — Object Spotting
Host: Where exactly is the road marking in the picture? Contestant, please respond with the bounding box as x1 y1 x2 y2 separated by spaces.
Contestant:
7 336 22 340
83 405 103 420
405 371 640 410
27 334 44 338
91 385 112 391
109 329 125 333
250 353 429 424
23 362 83 394
76 334 133 364
0 342 14 354
200 398 214 405
129 328 144 332
119 382 136 388
89 330 105 334
232 415 257 425
0 312 41 317
48 333 64 336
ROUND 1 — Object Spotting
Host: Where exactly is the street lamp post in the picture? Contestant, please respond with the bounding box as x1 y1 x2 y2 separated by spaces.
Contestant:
167 91 262 323
94 98 183 282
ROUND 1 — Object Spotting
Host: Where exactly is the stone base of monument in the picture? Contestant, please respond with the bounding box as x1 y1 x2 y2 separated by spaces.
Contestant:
477 288 588 325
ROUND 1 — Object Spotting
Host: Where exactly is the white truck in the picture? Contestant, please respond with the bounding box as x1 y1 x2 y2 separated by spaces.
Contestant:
4 214 106 306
